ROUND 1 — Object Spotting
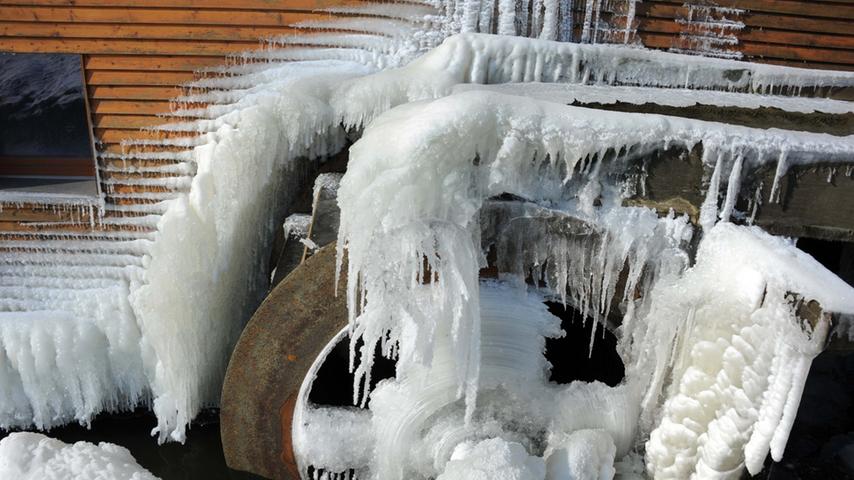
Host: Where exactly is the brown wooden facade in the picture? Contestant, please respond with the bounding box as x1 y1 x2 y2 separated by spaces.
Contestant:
1 0 851 158
0 0 852 234
0 0 359 154
634 0 854 71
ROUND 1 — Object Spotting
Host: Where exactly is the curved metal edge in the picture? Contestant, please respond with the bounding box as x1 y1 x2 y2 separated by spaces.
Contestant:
220 243 349 480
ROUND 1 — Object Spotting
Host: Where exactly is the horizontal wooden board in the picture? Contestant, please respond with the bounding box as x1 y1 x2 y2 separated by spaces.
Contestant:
640 3 854 34
0 37 259 55
86 70 195 86
645 0 854 20
0 22 306 42
91 100 172 115
94 114 175 129
85 55 225 71
0 0 360 10
95 128 199 144
641 33 854 66
100 143 193 155
89 85 183 100
637 18 854 50
0 6 334 26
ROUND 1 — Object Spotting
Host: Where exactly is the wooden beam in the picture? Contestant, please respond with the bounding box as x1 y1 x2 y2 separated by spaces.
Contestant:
91 100 173 115
89 85 183 100
0 0 360 11
0 37 259 55
86 70 195 86
85 55 224 71
0 6 334 26
625 143 854 242
0 21 305 42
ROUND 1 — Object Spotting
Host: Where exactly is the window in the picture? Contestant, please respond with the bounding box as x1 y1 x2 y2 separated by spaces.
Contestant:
0 52 99 199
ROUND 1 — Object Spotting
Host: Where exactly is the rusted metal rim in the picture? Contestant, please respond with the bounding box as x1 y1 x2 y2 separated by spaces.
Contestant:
221 243 348 480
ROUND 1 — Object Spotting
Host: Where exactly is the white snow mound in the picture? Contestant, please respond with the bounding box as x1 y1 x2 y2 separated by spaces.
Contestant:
0 432 158 480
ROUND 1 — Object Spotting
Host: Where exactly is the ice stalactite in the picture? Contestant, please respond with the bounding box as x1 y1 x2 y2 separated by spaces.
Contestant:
670 3 745 59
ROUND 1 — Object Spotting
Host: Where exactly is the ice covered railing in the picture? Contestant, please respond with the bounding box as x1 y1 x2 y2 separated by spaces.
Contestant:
332 33 854 128
332 89 854 478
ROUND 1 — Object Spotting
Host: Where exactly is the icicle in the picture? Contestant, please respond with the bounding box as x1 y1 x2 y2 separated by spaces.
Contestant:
531 0 545 37
718 150 744 222
558 0 574 42
478 0 496 33
539 0 559 40
497 0 516 35
700 150 724 231
623 0 636 44
461 0 481 32
769 150 789 203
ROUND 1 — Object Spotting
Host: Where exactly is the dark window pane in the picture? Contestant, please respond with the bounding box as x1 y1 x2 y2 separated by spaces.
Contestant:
0 53 95 177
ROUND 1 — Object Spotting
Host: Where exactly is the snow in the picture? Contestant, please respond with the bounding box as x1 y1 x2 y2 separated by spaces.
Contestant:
453 82 854 114
545 430 616 480
0 432 158 480
437 438 546 480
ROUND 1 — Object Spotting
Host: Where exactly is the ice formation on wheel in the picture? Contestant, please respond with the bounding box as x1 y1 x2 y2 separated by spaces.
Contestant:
0 2 852 478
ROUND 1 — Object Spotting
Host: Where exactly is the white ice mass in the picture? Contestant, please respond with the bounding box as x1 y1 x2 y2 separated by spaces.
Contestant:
1 1 853 479
0 432 158 480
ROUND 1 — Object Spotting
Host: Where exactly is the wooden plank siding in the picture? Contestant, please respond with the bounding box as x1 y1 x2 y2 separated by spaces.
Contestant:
0 0 361 157
0 0 852 234
632 0 854 71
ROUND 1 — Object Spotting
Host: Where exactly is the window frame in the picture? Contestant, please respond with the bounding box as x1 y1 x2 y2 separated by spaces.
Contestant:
0 53 103 206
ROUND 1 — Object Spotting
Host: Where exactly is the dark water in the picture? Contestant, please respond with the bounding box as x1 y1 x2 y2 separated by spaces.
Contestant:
0 409 261 480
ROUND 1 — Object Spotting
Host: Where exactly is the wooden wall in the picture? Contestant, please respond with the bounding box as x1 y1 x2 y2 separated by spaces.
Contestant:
0 0 851 233
628 0 854 71
0 0 356 154
2 0 852 154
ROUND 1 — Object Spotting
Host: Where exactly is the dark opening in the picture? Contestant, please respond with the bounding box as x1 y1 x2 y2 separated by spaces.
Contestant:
0 52 98 197
544 302 625 386
796 238 854 287
308 336 397 407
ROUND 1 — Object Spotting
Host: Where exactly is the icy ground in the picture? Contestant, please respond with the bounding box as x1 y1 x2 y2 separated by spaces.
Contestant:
0 432 158 480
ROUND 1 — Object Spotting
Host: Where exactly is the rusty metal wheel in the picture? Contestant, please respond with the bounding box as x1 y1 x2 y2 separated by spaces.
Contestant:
221 243 349 480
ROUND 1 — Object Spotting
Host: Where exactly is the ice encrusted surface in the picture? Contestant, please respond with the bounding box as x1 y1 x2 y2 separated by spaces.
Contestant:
3 24 853 451
328 75 854 477
453 82 854 114
0 432 158 480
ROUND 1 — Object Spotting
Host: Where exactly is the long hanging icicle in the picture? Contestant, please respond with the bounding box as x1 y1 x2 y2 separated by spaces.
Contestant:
558 0 574 42
580 0 596 42
497 0 517 35
540 0 559 40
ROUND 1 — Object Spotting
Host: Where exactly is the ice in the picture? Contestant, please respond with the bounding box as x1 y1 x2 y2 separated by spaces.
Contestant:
644 224 847 478
670 4 745 59
0 432 158 480
452 82 854 114
2 2 853 463
437 438 546 480
329 60 853 477
545 430 616 480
